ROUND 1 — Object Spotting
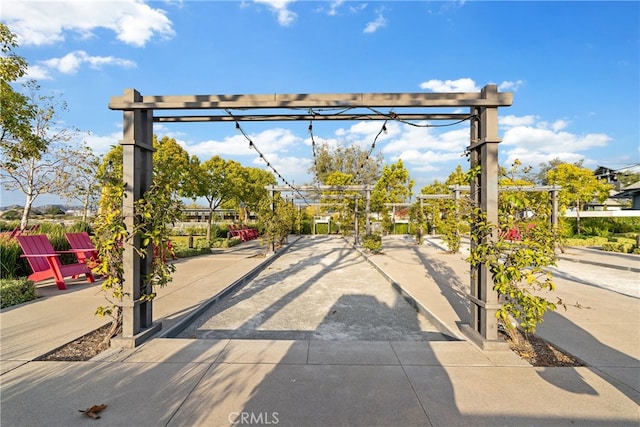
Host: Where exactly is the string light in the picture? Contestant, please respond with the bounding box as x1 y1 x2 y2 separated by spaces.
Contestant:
367 107 476 128
355 120 388 183
222 105 478 207
308 117 321 185
226 109 310 206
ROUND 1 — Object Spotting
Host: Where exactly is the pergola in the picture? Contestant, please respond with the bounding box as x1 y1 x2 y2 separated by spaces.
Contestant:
108 85 512 349
268 184 371 243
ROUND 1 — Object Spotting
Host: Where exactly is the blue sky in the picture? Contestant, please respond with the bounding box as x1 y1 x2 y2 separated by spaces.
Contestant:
2 0 639 207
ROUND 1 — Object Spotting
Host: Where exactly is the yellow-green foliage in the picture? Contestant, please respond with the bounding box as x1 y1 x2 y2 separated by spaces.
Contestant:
362 233 382 253
602 241 636 254
1 278 36 308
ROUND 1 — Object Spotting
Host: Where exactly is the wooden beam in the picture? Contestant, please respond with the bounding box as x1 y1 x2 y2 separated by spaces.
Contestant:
154 113 472 123
110 91 513 111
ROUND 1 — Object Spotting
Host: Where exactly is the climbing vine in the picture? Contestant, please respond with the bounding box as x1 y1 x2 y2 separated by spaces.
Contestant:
92 167 183 343
467 160 564 337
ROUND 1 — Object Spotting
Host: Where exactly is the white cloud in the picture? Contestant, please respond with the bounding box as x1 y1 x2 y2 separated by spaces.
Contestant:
380 123 469 175
499 115 537 128
41 51 136 74
497 115 612 169
364 12 387 33
420 78 479 92
253 0 297 26
327 0 344 16
331 121 394 150
349 4 368 13
85 131 122 155
421 78 523 93
187 128 302 159
498 80 524 91
551 120 569 132
24 65 52 81
3 0 174 47
500 147 588 170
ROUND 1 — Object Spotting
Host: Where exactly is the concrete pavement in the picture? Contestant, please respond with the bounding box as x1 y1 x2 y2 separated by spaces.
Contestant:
1 234 638 426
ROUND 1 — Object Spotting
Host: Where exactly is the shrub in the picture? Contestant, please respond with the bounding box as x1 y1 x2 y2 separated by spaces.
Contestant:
174 247 211 258
565 217 640 237
1 210 21 221
562 236 608 247
315 223 329 234
393 223 409 235
362 233 382 253
0 278 36 308
184 226 207 236
602 242 635 254
300 219 312 235
211 237 242 248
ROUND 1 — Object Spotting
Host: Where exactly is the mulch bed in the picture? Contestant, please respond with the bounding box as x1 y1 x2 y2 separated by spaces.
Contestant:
36 324 112 362
500 328 584 367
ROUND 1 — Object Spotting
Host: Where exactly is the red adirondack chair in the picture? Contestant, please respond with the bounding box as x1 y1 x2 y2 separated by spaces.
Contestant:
228 224 258 242
16 234 95 290
65 232 101 268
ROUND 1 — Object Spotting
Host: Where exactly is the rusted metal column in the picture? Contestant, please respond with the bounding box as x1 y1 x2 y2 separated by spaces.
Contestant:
112 89 160 348
462 85 507 350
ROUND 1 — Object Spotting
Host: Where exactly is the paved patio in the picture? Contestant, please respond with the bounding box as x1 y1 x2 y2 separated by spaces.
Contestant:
1 235 638 426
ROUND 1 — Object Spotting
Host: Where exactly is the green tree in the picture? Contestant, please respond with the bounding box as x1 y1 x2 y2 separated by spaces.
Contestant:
231 166 276 223
153 135 192 198
418 165 470 252
408 200 427 244
0 24 41 161
370 159 414 233
536 158 583 185
59 143 102 222
0 81 82 229
188 155 243 242
616 170 640 189
320 171 357 234
547 163 612 235
312 142 382 185
256 194 294 253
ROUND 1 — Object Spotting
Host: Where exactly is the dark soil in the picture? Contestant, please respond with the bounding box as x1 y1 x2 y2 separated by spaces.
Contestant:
37 324 111 361
500 328 584 367
39 324 585 367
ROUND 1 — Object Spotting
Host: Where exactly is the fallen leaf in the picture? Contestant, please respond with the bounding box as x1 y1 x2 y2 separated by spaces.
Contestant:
79 404 108 419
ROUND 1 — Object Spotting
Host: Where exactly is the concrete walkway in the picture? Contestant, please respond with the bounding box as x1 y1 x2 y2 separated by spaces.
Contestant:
1 235 638 426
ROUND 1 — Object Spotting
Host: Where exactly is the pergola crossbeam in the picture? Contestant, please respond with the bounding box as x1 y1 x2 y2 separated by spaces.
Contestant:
109 92 513 110
154 113 471 123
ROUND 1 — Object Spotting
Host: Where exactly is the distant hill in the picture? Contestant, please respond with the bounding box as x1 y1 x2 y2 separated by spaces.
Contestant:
0 204 81 212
